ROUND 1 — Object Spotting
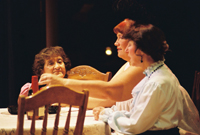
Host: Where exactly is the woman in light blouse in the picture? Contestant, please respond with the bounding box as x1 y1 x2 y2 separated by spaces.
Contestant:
100 23 182 135
98 22 200 134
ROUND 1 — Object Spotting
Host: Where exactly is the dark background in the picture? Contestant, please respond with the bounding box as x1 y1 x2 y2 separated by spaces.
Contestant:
1 0 200 107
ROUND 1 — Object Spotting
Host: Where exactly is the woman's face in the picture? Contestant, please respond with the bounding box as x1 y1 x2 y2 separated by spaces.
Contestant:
125 41 141 66
114 32 130 61
43 56 66 78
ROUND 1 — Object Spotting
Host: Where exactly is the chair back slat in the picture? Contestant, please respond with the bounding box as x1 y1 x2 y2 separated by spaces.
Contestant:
74 91 89 134
16 85 89 135
68 65 112 81
53 103 61 135
63 105 72 135
30 109 36 135
42 104 49 135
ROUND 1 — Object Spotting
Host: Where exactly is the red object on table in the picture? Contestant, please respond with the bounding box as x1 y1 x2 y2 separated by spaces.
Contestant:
27 75 44 120
31 76 39 94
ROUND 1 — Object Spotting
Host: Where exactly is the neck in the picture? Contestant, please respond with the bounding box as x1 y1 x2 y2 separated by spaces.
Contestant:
122 56 130 62
143 60 164 78
141 56 155 70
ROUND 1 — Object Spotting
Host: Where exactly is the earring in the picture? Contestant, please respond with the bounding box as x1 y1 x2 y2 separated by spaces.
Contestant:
141 56 143 63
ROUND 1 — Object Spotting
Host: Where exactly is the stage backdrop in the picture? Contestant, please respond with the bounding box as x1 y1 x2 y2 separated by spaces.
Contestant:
1 0 200 108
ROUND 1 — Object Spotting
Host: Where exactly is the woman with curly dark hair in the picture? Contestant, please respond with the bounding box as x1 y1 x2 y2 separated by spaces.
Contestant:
19 46 71 97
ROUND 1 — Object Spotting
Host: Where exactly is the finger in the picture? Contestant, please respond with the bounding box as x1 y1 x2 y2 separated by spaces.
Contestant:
20 89 29 96
93 109 98 114
39 73 49 81
93 114 97 120
39 74 49 83
38 81 47 86
94 115 99 121
93 111 97 115
39 75 47 82
93 110 98 114
93 113 100 120
38 78 49 85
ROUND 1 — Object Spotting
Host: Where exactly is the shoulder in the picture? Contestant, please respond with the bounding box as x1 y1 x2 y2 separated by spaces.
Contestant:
149 65 177 82
119 62 130 71
125 65 144 75
124 62 130 71
145 66 180 94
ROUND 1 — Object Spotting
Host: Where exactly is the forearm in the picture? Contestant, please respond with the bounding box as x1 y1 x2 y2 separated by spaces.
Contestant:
64 79 122 100
39 66 144 101
87 97 116 109
39 73 123 100
65 66 144 101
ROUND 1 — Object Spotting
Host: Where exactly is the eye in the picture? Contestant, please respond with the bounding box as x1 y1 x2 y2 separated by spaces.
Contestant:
117 33 123 39
57 58 63 64
48 60 54 65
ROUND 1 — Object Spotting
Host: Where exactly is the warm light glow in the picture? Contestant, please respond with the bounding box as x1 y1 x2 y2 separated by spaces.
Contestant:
105 47 112 56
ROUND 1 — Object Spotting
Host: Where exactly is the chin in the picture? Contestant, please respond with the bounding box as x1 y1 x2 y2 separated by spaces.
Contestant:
58 74 64 78
118 54 123 58
54 73 64 78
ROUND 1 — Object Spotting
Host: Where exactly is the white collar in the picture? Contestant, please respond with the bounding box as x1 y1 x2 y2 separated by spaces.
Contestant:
143 60 164 78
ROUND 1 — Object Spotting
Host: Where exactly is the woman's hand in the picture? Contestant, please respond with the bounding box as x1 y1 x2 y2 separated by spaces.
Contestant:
39 73 65 86
20 83 32 96
93 106 105 120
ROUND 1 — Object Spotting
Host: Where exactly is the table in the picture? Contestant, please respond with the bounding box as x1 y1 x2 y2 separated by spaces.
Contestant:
0 107 111 135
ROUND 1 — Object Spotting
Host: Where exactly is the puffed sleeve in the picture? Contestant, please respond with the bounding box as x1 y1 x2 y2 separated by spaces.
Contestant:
178 86 200 134
116 98 133 111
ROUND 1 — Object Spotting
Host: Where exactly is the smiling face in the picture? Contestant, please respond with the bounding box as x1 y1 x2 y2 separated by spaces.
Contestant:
43 56 66 78
114 32 130 61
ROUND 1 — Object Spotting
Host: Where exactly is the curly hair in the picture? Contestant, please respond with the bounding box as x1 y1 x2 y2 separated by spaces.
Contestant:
123 23 169 62
32 46 71 78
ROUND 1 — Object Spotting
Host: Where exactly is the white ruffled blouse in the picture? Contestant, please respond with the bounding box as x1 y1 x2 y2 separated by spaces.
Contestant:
99 61 200 135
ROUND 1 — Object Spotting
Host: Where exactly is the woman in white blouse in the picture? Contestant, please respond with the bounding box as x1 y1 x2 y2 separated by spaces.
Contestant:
98 23 200 134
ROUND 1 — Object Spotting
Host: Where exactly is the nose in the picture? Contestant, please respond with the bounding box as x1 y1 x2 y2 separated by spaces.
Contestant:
54 62 61 70
114 39 119 46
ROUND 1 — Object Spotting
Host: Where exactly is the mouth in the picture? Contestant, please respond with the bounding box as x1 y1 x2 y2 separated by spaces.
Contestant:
53 71 63 75
117 48 122 51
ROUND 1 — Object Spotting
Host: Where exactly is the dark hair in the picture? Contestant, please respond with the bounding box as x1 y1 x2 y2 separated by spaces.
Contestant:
32 46 71 78
123 24 169 61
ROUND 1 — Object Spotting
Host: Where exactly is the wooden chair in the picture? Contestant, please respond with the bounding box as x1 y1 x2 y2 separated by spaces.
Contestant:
67 65 112 81
16 85 89 135
192 70 200 113
67 65 113 109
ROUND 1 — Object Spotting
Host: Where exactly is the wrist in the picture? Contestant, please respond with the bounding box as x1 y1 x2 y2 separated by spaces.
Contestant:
63 78 69 87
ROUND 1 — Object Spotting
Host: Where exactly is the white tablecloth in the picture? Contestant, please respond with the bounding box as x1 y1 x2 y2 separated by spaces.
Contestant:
0 107 111 135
